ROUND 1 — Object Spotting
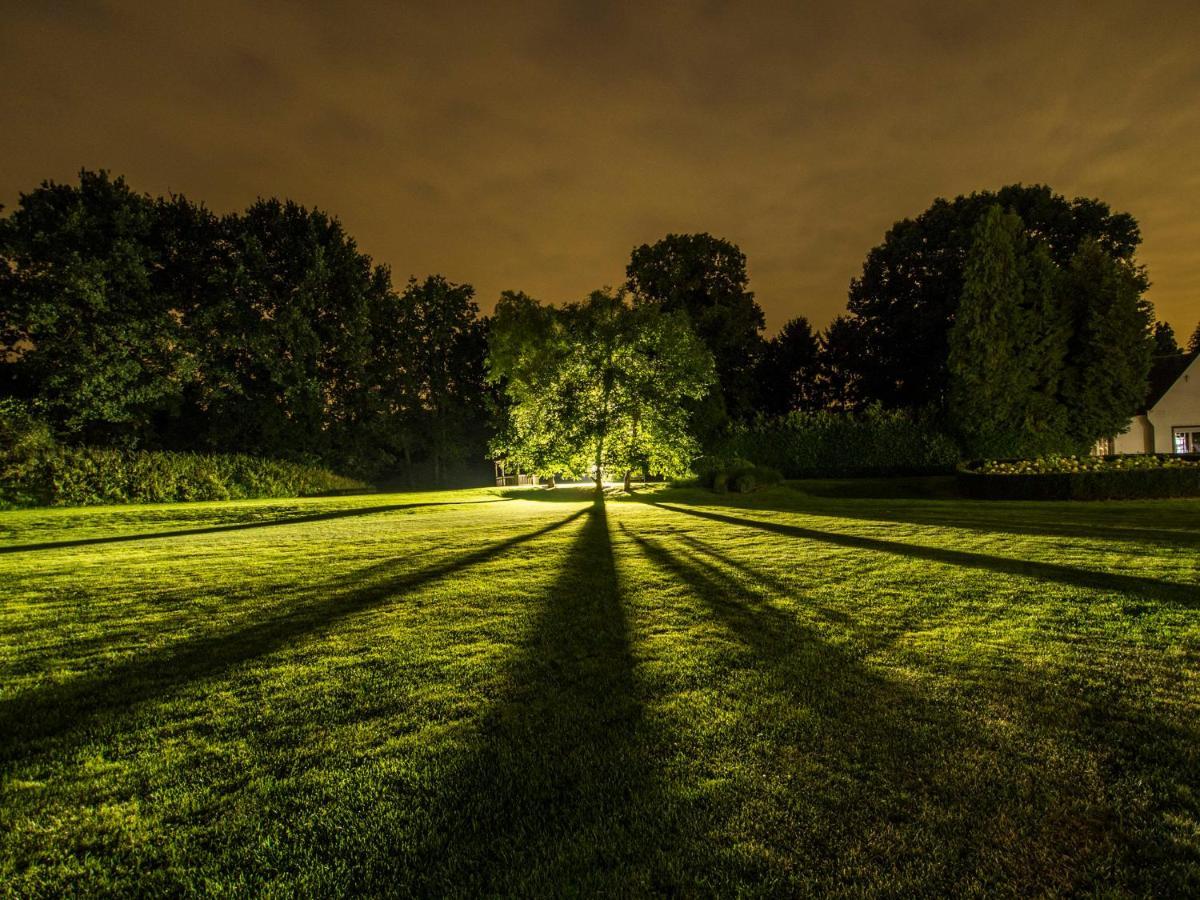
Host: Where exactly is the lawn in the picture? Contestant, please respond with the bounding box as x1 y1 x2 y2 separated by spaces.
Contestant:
1 481 1197 895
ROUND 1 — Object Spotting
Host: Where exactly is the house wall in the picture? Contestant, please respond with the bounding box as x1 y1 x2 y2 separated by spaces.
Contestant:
1146 354 1200 453
1111 415 1153 454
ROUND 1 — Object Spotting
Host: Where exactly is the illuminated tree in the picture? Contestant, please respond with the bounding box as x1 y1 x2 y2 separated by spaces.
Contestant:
488 288 714 490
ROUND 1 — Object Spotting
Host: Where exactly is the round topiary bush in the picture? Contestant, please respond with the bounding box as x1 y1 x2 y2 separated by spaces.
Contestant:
732 473 756 493
957 454 1200 500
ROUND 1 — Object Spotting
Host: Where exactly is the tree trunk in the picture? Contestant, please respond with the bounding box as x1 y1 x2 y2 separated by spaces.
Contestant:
547 474 555 488
623 470 632 492
594 438 604 492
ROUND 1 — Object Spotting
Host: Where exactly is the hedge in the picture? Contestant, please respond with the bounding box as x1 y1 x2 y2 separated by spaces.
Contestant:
1 446 367 508
711 407 960 478
957 455 1200 500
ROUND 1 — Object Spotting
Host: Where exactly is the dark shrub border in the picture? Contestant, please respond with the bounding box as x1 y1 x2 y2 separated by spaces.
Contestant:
2 447 368 509
957 455 1200 501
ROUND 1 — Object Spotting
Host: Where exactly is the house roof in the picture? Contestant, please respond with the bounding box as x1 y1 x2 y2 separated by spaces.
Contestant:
1143 352 1197 412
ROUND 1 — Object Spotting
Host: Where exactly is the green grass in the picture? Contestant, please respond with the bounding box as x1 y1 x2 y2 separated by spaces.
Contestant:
1 480 1197 895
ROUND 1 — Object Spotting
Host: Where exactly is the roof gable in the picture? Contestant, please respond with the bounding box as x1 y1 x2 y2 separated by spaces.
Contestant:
1145 352 1199 412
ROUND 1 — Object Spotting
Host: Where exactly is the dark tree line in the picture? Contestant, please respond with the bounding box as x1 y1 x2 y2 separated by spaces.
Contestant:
730 185 1187 457
3 173 1189 481
0 171 488 480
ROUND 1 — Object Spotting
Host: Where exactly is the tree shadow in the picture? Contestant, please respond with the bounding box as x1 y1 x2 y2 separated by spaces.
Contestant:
664 486 1200 549
388 497 664 894
0 498 511 555
617 524 991 885
675 531 852 626
616 523 1188 892
0 508 586 767
649 502 1200 607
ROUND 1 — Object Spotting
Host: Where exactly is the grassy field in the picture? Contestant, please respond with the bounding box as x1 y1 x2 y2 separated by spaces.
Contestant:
1 480 1197 895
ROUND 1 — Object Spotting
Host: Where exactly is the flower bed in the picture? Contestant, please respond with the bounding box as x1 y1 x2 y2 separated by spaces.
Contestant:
957 454 1200 500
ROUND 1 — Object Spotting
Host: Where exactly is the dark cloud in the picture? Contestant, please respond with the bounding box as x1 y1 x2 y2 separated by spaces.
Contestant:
1 0 1197 331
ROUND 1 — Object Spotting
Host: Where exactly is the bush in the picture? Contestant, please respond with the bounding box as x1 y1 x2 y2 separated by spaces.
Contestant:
958 455 1200 500
1 440 367 509
711 406 960 478
0 400 57 507
697 457 782 494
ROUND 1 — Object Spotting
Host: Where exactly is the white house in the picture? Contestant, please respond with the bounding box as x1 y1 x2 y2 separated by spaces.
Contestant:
1097 353 1200 455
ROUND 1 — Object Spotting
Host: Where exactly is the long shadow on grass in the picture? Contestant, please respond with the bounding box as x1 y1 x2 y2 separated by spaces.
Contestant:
619 524 989 886
652 502 1200 607
0 507 585 767
387 497 663 894
679 487 1200 549
620 524 1159 892
0 498 509 555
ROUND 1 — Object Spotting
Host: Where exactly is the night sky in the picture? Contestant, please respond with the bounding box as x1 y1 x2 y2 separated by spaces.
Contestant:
3 1 1198 333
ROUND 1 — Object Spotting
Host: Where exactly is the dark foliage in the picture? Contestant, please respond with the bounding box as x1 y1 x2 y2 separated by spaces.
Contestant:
0 171 490 482
756 316 820 416
845 184 1145 411
709 407 960 478
1152 322 1180 356
626 233 766 431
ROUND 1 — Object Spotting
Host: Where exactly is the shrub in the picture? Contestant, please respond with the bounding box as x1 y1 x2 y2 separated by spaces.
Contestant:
1 441 367 509
958 454 1200 500
711 406 959 478
696 457 781 494
0 400 57 507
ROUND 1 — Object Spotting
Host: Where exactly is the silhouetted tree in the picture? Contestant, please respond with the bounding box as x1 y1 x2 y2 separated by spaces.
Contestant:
947 205 1069 456
201 198 385 467
399 275 489 484
814 316 864 411
1059 239 1154 447
845 184 1144 410
626 233 765 433
757 316 820 416
1190 321 1200 355
1152 322 1180 356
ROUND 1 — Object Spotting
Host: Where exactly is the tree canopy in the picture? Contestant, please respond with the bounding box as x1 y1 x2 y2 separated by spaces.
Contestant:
488 288 714 489
1152 322 1180 356
625 233 764 430
947 206 1068 456
845 184 1145 411
756 316 821 417
946 203 1152 455
0 170 489 481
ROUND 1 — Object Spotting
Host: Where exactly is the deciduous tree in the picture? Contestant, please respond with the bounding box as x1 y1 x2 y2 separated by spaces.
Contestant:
626 233 764 432
845 184 1144 410
488 288 714 490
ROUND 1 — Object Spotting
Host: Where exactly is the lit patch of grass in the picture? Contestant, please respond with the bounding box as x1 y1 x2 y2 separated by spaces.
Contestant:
1 482 1197 893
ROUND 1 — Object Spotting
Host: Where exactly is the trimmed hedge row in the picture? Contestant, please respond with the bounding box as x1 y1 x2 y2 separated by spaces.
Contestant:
1 446 367 508
957 455 1200 500
713 408 960 479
